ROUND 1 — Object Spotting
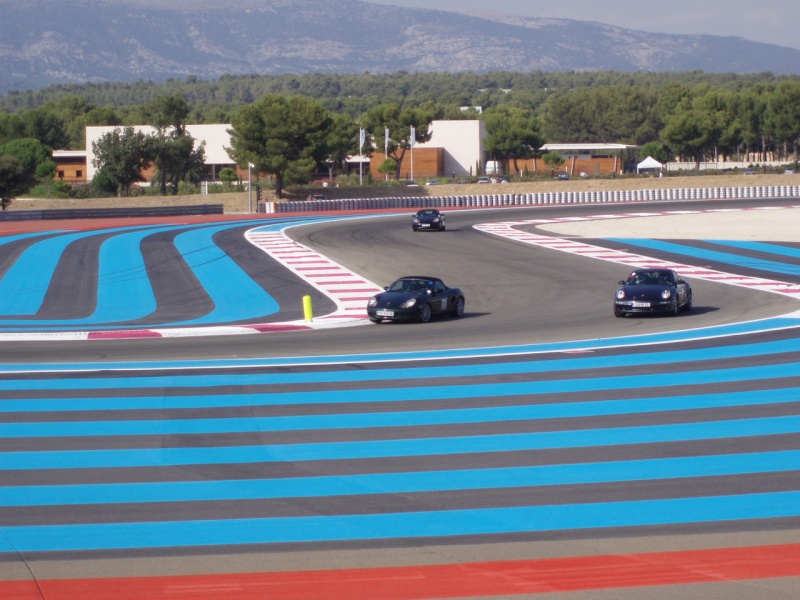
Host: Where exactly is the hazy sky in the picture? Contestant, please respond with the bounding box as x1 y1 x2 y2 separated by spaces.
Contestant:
362 0 800 51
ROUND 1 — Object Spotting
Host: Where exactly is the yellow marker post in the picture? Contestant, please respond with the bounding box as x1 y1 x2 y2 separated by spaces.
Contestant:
303 295 313 321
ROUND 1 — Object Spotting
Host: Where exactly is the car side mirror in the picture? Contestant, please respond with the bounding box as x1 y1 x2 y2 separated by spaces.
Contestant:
618 280 626 285
383 286 389 291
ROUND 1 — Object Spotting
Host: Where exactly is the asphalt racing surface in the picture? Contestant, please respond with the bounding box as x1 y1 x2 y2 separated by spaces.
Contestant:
1 199 800 599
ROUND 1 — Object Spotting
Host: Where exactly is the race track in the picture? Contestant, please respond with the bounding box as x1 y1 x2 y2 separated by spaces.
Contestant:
1 198 799 599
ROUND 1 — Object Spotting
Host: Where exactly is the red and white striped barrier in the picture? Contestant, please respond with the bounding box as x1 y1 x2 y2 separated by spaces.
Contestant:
264 185 800 213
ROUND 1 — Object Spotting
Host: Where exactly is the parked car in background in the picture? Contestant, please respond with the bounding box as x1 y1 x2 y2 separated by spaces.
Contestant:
556 173 570 180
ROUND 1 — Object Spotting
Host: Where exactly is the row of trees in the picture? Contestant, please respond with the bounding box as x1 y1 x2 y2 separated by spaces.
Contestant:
226 84 799 198
88 95 448 199
3 70 797 116
544 82 800 164
0 137 55 209
0 94 208 204
2 71 800 203
3 70 800 155
91 94 206 197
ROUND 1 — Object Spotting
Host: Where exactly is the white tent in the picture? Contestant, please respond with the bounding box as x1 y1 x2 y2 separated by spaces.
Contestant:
637 156 663 173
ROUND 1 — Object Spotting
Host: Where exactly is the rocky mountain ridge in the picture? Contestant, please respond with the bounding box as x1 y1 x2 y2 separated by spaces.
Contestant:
2 0 799 93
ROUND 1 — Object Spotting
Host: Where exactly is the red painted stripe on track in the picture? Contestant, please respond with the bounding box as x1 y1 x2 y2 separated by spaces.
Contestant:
0 214 261 234
87 330 163 339
4 544 799 599
248 323 311 332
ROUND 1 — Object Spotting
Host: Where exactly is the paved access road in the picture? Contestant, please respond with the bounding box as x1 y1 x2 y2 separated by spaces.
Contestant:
1 199 799 599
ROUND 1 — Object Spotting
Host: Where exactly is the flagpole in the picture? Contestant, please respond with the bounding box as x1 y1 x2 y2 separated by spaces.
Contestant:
359 128 365 186
409 126 415 182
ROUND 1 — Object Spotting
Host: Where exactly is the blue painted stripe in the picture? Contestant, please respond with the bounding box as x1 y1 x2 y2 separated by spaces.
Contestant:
707 240 800 261
3 450 797 507
0 363 796 410
0 231 67 245
3 386 799 438
611 238 800 276
0 231 89 315
2 415 799 471
2 491 799 552
2 336 800 392
3 315 800 372
165 224 279 325
90 229 157 322
1 386 798 424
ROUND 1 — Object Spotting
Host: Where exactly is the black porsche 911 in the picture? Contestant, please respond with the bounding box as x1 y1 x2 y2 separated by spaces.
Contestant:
614 268 692 317
367 276 465 323
412 209 446 231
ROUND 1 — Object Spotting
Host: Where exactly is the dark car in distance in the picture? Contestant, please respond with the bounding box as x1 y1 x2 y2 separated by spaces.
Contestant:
614 268 692 317
412 209 446 231
367 276 465 323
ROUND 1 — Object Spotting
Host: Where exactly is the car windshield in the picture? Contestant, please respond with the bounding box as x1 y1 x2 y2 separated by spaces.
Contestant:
389 279 432 293
417 210 437 217
627 270 673 285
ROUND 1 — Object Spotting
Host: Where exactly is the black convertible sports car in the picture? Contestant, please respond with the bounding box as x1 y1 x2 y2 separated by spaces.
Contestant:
614 268 692 317
367 276 465 323
412 209 446 231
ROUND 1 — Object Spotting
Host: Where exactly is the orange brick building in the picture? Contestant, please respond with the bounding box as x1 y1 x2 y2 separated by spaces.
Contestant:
53 150 88 183
369 148 444 180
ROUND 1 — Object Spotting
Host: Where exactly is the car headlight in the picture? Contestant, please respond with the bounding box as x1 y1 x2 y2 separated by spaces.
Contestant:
368 297 378 307
432 217 440 223
615 290 626 300
400 298 417 308
661 289 672 300
412 218 420 224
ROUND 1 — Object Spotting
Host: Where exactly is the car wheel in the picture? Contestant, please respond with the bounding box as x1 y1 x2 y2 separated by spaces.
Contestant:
671 299 680 316
418 303 432 323
369 318 382 324
683 293 693 312
451 296 465 318
614 306 625 318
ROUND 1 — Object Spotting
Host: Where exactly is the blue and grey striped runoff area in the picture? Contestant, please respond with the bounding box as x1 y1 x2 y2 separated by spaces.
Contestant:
0 216 342 331
2 329 800 553
1 215 800 555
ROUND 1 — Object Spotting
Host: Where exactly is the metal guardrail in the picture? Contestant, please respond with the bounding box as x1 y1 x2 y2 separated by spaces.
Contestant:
0 204 224 221
264 185 800 213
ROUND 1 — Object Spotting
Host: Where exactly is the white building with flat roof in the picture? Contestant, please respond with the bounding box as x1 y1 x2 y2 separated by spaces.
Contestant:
85 124 235 181
413 120 487 177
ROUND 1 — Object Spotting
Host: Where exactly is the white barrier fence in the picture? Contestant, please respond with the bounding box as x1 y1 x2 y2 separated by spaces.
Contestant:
263 185 800 213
